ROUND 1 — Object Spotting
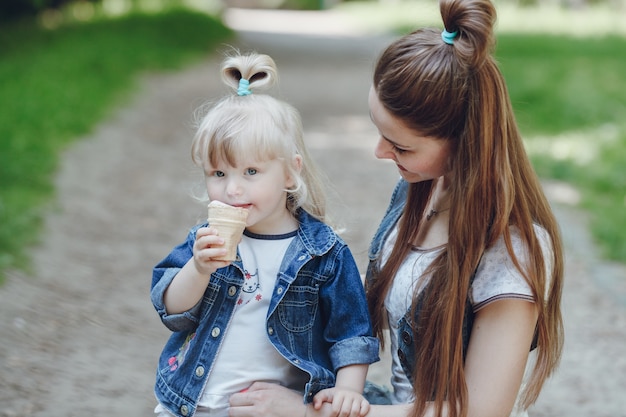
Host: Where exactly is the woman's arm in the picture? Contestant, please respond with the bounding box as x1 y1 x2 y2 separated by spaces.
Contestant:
229 382 318 417
228 366 371 417
462 298 538 417
362 403 414 417
367 299 537 417
353 299 538 417
228 300 537 417
228 382 411 417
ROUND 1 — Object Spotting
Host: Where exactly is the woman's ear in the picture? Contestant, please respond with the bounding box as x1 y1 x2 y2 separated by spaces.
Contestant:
286 155 303 188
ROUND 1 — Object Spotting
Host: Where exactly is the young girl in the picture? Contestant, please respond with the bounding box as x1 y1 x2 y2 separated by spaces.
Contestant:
150 52 379 417
228 1 564 417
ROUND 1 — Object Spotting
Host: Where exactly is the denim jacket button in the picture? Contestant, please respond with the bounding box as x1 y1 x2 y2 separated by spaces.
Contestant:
228 286 237 297
180 405 189 416
398 349 406 363
401 330 411 345
195 366 205 377
268 326 274 335
298 255 307 261
211 327 221 338
276 287 284 295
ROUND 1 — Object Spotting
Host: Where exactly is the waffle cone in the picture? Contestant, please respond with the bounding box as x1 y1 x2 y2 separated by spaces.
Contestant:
207 201 249 261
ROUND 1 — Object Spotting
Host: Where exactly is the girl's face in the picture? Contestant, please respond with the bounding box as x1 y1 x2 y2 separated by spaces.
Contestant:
368 87 452 183
205 156 300 235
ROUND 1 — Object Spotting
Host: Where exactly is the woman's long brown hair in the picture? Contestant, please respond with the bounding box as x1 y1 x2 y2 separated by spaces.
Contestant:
367 1 564 416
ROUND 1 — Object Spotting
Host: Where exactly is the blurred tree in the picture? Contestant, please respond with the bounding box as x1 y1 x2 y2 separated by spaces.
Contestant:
513 0 624 7
0 0 98 21
0 0 37 20
222 0 323 9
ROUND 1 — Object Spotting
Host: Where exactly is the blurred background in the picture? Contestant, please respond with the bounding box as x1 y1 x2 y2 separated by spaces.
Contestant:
0 0 625 415
1 0 625 282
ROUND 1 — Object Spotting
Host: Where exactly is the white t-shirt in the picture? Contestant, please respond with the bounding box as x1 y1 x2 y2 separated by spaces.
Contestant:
196 230 307 416
382 224 552 417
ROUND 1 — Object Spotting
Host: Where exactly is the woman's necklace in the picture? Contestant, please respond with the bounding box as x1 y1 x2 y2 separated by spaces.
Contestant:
426 207 450 221
425 177 450 222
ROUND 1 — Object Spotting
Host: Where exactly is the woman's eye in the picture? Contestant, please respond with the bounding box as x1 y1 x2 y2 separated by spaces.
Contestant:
393 146 407 155
246 168 257 175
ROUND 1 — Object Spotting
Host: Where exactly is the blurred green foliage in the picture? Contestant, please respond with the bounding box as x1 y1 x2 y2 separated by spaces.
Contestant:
0 9 233 281
1 1 625 283
497 34 626 261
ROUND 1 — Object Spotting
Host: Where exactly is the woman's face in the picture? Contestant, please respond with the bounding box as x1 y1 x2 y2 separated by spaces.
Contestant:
368 86 452 183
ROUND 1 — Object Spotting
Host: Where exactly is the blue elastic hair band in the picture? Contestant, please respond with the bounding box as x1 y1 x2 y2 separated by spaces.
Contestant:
441 29 458 45
237 78 251 96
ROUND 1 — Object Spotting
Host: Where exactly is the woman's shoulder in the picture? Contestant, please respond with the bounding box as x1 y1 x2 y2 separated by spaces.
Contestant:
484 223 552 264
470 224 551 311
492 223 550 253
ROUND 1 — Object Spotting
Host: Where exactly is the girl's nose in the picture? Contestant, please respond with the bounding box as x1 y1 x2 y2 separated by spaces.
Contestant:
226 178 243 196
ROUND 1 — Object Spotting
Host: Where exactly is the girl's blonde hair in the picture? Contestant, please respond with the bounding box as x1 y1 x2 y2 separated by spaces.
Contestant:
367 1 564 416
190 52 327 222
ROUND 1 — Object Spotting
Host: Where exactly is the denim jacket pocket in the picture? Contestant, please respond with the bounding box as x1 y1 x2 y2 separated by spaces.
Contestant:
277 283 320 332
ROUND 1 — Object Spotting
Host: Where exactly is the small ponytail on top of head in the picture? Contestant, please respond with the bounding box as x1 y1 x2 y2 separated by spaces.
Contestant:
220 53 278 96
192 50 329 223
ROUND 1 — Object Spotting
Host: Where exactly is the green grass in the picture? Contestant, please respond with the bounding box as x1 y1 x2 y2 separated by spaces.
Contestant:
0 9 233 281
496 35 626 134
495 34 626 261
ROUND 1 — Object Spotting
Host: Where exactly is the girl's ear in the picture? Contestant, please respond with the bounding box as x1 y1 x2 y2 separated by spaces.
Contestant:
292 154 303 173
286 155 303 188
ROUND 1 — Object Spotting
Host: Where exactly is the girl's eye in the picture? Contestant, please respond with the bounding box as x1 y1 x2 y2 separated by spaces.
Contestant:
213 171 225 178
245 168 257 175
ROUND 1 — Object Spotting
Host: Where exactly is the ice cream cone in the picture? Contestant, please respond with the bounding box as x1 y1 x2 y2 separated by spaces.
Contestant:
207 201 249 261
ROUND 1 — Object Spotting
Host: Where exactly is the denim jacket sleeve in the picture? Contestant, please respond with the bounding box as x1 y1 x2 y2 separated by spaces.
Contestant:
150 225 206 332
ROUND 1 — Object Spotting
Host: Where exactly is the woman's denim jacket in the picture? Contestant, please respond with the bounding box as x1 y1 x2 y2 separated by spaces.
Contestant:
365 179 474 387
151 209 379 417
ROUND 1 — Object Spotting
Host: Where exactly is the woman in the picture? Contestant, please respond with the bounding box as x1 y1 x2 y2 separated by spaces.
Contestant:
229 0 564 416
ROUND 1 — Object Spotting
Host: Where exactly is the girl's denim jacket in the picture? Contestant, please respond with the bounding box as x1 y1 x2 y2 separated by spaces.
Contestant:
151 209 379 417
365 180 474 386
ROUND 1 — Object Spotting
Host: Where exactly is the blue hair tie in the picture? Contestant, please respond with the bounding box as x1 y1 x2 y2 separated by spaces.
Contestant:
441 29 458 45
237 78 251 96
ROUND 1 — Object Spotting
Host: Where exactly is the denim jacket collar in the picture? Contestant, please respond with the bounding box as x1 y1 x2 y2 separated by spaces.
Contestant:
294 209 337 256
229 209 337 281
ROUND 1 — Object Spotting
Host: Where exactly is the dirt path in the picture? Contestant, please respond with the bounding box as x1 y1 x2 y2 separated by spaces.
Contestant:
1 10 625 417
